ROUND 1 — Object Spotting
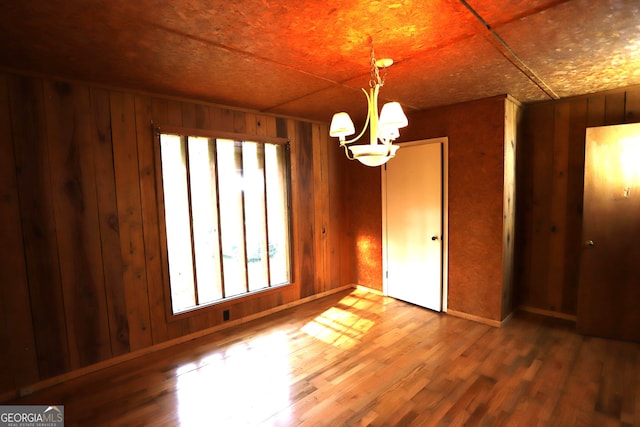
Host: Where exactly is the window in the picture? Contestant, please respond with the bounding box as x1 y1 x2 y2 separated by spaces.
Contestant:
158 132 291 314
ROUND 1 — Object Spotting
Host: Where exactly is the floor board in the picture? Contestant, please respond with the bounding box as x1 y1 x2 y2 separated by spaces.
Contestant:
10 288 640 426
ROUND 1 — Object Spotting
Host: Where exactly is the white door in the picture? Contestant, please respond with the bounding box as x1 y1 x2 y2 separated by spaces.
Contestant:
382 139 446 311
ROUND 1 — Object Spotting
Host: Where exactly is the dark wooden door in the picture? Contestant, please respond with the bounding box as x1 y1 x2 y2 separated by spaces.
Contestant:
577 123 640 342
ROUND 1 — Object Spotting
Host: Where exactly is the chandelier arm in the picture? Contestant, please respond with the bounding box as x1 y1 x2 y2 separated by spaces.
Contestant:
343 144 356 160
341 88 372 145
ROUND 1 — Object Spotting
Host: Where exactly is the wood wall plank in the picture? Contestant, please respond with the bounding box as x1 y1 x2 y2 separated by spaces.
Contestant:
194 103 211 129
166 100 183 127
604 92 626 125
89 87 131 357
286 120 301 296
180 102 197 129
546 102 571 311
276 117 288 139
256 114 270 137
233 110 248 134
7 75 71 379
514 102 533 309
245 113 258 135
135 95 169 344
242 113 279 139
292 121 316 298
586 96 605 127
325 125 344 290
211 108 234 132
150 98 169 129
43 80 112 368
0 74 39 390
312 123 328 294
150 98 173 321
166 318 193 340
523 103 555 308
109 91 153 350
261 115 277 138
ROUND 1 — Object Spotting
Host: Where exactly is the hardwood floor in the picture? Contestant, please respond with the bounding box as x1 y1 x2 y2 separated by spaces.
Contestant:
9 287 640 426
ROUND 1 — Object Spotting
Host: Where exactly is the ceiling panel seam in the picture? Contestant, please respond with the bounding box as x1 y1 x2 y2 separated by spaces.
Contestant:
459 0 560 100
151 20 345 87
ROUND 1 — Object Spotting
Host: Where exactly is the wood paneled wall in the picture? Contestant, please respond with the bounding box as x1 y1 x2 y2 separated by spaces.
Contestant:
0 71 347 397
516 85 640 316
345 95 519 323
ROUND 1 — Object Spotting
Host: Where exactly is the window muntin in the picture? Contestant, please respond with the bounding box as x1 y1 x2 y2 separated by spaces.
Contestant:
159 133 291 314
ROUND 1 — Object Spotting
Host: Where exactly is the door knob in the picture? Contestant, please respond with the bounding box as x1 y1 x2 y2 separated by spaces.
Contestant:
431 236 439 241
584 240 595 247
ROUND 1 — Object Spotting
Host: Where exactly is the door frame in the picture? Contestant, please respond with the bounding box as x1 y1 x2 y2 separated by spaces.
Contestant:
381 137 449 312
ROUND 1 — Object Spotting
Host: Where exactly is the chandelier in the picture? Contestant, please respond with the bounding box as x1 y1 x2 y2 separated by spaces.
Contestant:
329 43 408 167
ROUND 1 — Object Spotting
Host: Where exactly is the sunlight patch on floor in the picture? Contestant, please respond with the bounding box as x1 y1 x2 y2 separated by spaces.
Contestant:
175 331 292 426
301 302 376 349
340 288 380 311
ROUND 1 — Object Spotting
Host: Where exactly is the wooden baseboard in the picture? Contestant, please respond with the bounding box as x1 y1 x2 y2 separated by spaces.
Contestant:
446 309 503 327
3 284 356 402
447 305 578 328
518 305 577 322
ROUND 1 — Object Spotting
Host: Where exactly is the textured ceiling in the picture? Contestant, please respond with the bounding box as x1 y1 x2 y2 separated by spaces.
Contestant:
1 0 639 123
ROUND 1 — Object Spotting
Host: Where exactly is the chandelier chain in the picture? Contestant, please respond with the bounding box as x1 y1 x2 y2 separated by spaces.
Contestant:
369 46 387 89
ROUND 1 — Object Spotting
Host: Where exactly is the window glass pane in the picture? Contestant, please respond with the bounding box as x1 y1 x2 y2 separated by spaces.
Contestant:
265 144 291 285
187 137 223 304
160 132 291 314
217 139 247 297
243 142 269 292
159 134 196 312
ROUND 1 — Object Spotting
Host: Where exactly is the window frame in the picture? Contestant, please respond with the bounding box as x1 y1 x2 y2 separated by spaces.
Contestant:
153 125 293 320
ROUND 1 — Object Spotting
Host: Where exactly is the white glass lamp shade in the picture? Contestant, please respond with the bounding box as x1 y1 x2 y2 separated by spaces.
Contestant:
378 126 400 141
329 112 355 140
379 102 408 130
349 144 400 167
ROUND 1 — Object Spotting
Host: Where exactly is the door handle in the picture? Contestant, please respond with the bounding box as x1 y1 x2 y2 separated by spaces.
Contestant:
431 236 439 241
584 240 595 247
